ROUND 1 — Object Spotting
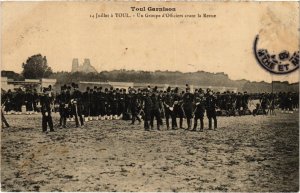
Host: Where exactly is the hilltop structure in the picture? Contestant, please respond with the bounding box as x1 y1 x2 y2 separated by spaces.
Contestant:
71 58 97 73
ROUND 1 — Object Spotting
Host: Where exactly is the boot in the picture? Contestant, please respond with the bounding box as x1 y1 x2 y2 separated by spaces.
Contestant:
187 119 191 130
180 118 183 129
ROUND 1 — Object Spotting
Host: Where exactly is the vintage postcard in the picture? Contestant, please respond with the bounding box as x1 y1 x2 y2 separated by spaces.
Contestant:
1 1 299 192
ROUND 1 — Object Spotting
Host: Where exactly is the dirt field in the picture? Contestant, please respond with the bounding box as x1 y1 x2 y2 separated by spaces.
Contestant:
1 111 299 192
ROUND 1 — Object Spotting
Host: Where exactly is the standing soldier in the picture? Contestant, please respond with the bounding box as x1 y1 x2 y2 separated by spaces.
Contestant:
98 87 106 120
88 88 95 120
110 89 119 119
130 89 142 124
71 84 84 127
103 88 109 119
96 87 102 119
163 87 177 130
57 85 69 128
93 86 99 120
40 88 54 132
82 87 90 122
107 87 114 120
65 86 72 121
4 89 13 114
236 92 243 115
118 89 126 119
182 86 194 130
173 87 184 129
33 89 39 114
150 88 163 130
205 89 217 130
192 90 206 132
25 89 34 114
15 88 25 114
143 89 153 131
124 88 132 120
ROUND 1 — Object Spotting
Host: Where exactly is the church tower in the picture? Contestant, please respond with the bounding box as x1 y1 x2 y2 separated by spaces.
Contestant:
71 58 79 72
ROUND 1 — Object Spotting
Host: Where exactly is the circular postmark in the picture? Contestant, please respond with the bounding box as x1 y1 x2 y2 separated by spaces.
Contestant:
253 35 299 74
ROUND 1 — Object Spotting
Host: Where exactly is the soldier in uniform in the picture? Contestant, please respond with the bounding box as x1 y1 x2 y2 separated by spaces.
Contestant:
150 88 163 130
173 87 184 129
130 89 142 124
96 87 103 119
110 89 119 119
3 89 13 114
143 89 153 131
236 92 243 115
205 89 217 130
71 84 84 127
57 85 69 128
33 89 39 113
192 90 206 132
182 86 194 130
163 87 177 129
118 89 126 119
82 87 90 121
15 88 25 114
89 88 96 119
104 88 109 119
65 86 72 121
25 89 34 114
106 87 114 119
92 86 99 120
40 88 54 132
98 87 106 119
124 88 132 120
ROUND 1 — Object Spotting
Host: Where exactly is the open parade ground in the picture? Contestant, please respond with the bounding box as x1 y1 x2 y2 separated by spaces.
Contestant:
1 111 298 192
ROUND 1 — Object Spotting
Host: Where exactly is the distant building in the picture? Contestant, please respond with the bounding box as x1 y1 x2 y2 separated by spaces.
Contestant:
71 58 97 73
1 77 57 92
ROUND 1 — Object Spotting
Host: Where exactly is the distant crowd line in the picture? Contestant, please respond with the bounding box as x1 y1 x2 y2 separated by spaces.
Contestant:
1 84 299 132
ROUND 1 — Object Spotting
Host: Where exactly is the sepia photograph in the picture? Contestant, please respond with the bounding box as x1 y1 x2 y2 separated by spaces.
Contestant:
1 1 299 192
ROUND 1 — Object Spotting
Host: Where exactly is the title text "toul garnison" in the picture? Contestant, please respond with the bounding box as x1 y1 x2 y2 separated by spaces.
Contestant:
130 7 176 12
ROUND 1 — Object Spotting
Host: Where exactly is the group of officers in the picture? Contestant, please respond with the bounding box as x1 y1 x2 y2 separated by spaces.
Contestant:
52 83 220 132
1 84 299 132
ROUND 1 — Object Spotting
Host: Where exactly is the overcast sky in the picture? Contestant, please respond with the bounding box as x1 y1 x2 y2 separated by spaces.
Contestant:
1 2 299 83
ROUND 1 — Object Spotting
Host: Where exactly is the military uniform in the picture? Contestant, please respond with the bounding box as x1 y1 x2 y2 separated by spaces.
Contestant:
25 90 34 113
71 85 84 127
57 86 69 128
3 90 13 113
150 92 162 130
82 87 90 119
130 90 142 124
110 90 119 118
163 90 177 129
40 89 54 132
173 88 184 128
182 88 194 129
65 87 72 119
143 91 153 130
205 91 217 130
98 88 106 118
118 89 126 117
193 93 205 131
